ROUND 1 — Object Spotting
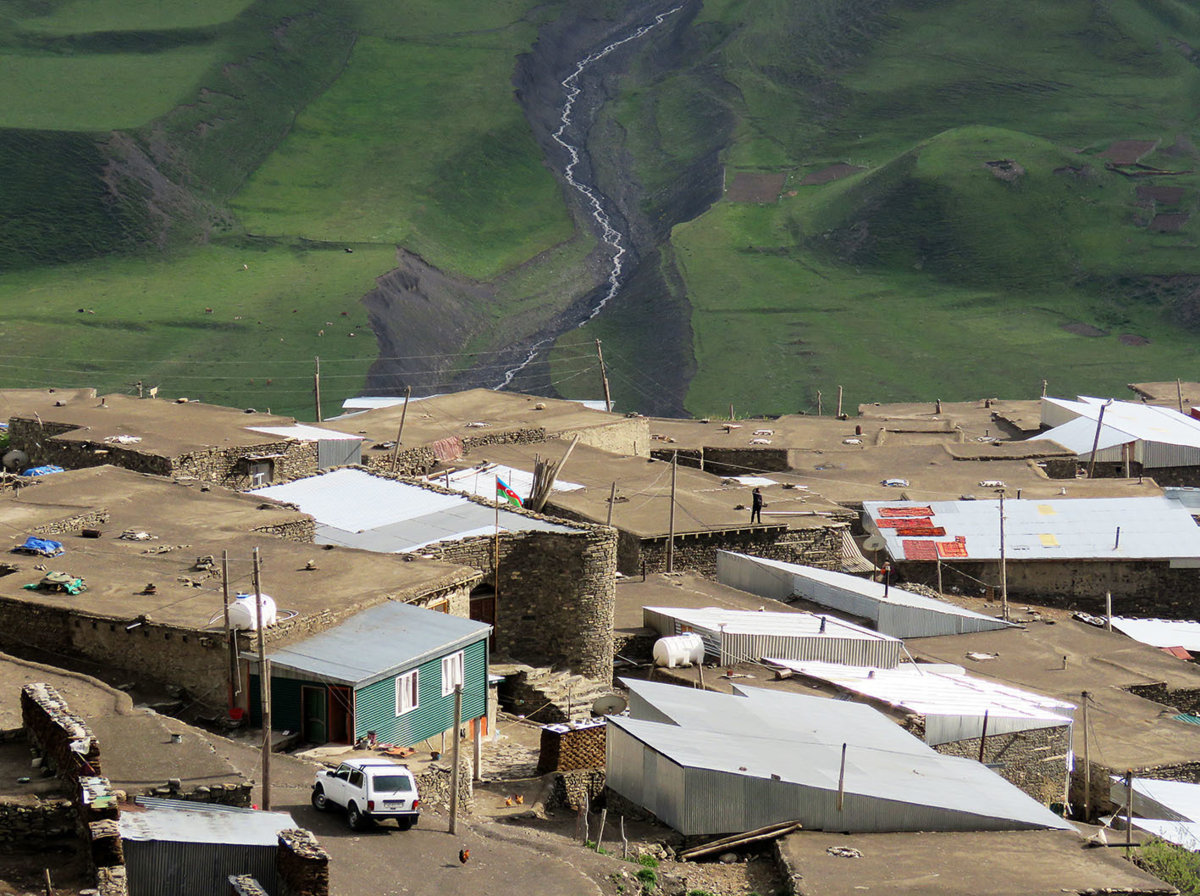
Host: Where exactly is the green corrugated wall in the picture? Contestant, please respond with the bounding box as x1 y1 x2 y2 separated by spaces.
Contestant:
248 637 487 748
355 638 488 747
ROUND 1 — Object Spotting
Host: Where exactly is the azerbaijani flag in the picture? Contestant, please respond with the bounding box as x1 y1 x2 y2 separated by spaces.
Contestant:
496 476 523 508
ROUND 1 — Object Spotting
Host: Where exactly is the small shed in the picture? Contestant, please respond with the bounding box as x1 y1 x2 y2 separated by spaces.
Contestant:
642 605 902 667
120 798 296 896
249 601 491 747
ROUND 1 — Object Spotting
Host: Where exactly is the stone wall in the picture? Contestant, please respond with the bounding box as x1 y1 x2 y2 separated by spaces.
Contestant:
276 829 330 896
32 510 111 536
1125 682 1200 714
230 876 271 896
907 560 1200 615
22 683 101 785
0 797 76 845
537 720 606 774
933 724 1070 806
550 769 607 811
649 446 790 476
251 517 317 542
421 529 616 683
415 756 474 812
622 524 845 578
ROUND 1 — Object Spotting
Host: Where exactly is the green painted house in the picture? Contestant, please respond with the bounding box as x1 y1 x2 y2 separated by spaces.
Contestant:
248 601 491 747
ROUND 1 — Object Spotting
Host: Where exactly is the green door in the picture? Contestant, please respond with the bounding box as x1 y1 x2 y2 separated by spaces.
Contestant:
302 686 328 744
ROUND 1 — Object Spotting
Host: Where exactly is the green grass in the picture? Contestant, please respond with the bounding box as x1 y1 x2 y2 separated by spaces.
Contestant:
232 22 573 281
7 0 254 33
0 46 224 131
0 240 395 418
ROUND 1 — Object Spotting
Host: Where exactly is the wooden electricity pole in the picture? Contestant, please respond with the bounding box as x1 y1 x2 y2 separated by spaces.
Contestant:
1082 691 1091 821
836 385 843 418
253 547 271 811
595 340 613 413
667 452 678 573
606 481 617 528
998 493 1008 622
390 385 413 472
313 357 322 423
450 685 463 835
1178 378 1185 414
221 551 237 704
1086 400 1112 479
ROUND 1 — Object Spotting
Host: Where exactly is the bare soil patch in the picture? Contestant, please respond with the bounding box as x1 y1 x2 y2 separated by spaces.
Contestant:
1061 322 1109 337
800 163 864 186
725 171 786 202
1119 333 1151 346
1136 185 1186 204
1100 139 1159 165
984 159 1024 182
1150 212 1190 232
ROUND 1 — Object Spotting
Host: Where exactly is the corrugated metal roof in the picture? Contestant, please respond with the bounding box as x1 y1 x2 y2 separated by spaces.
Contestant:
643 606 895 641
612 680 1070 832
1042 396 1200 452
264 600 491 686
1110 776 1200 824
246 424 364 442
1110 617 1200 652
255 469 573 547
1037 416 1130 455
767 659 1074 724
1122 818 1200 851
120 800 295 845
863 497 1200 562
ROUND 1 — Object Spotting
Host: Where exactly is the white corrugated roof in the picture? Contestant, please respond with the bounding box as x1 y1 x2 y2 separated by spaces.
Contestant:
340 396 434 410
1042 396 1200 451
1110 617 1200 652
864 496 1200 562
247 424 364 442
255 468 466 531
767 659 1074 722
120 801 296 845
644 606 896 642
1112 776 1200 824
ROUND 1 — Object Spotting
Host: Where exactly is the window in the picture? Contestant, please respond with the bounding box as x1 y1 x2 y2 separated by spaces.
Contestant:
395 670 419 716
441 651 465 697
348 770 364 789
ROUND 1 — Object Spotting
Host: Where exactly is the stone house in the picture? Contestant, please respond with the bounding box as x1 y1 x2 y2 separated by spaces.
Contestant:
6 393 363 488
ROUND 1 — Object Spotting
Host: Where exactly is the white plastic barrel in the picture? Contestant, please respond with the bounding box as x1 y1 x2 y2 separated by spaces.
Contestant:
227 593 277 630
652 633 705 668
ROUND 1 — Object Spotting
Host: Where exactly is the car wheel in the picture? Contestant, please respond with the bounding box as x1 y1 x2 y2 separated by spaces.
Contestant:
311 787 328 812
396 818 413 831
348 803 369 831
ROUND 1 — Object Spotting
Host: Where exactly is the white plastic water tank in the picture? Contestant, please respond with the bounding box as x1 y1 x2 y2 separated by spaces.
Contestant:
227 593 277 630
652 633 705 668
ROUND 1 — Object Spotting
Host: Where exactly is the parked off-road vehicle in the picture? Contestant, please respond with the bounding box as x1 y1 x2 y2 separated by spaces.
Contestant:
312 758 420 831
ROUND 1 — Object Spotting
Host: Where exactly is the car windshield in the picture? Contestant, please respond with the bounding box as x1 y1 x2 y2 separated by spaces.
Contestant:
370 774 413 793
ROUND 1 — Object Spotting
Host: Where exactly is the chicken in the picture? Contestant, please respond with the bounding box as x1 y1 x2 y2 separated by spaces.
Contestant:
459 847 470 865
514 794 524 805
504 797 513 807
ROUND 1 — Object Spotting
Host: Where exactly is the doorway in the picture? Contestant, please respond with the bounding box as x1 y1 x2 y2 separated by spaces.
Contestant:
470 585 496 649
328 686 354 744
301 686 328 744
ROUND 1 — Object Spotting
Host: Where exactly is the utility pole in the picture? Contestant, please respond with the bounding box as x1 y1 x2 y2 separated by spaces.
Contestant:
390 385 413 473
836 385 843 418
253 547 271 811
1082 691 1090 821
666 452 677 573
1178 378 1185 415
817 390 823 416
998 492 1009 622
450 685 463 835
1086 400 1112 479
606 482 617 529
1041 379 1048 398
313 357 322 423
221 551 237 705
595 340 613 413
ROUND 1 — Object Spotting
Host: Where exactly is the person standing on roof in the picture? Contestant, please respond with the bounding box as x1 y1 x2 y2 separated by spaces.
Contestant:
751 487 764 524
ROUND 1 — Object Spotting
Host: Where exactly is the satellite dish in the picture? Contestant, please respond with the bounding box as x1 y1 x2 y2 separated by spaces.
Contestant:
591 693 628 717
2 450 28 471
862 535 887 553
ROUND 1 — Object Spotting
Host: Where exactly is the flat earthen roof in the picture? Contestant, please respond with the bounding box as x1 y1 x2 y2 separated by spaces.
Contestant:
9 393 299 458
321 389 633 451
0 388 97 422
614 572 804 632
0 467 476 632
467 442 849 538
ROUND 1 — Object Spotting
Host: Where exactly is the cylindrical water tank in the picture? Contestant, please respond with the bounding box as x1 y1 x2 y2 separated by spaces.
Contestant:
227 593 277 630
653 633 705 668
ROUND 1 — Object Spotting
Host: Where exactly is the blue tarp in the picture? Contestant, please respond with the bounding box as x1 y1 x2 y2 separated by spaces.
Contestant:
14 537 63 557
21 466 63 477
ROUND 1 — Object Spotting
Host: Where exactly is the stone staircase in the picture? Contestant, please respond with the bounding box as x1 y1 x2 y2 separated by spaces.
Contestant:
494 662 617 724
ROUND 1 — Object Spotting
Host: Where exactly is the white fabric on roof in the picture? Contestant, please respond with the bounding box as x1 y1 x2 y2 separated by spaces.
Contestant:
1110 617 1200 652
1111 776 1200 824
247 424 364 442
256 468 465 531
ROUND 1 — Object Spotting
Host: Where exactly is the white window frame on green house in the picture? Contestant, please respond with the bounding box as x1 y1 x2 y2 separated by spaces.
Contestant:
441 651 464 696
395 669 419 716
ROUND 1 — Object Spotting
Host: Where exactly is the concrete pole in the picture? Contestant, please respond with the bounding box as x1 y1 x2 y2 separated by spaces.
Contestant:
1105 592 1112 631
999 493 1009 622
450 685 463 835
472 716 482 784
836 386 843 418
1086 400 1112 479
390 385 413 472
222 551 237 704
313 356 322 423
1082 691 1090 821
1178 378 1185 415
253 547 271 811
667 452 677 573
1125 768 1134 857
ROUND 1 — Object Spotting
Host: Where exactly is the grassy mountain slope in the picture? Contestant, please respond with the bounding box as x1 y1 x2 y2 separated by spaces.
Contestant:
647 0 1200 415
0 0 589 416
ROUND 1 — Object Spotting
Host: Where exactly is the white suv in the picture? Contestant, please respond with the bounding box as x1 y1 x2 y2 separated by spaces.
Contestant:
312 758 421 831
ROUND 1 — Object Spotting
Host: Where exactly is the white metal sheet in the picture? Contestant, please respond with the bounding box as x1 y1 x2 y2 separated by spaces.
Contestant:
1110 617 1200 652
